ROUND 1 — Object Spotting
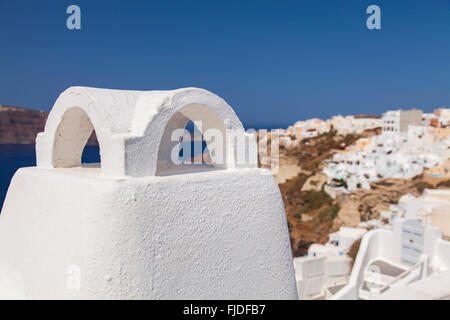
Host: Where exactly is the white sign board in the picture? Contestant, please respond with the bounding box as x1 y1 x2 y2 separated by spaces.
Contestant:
401 219 424 266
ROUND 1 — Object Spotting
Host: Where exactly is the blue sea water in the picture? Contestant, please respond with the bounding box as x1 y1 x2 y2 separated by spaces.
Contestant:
0 145 100 210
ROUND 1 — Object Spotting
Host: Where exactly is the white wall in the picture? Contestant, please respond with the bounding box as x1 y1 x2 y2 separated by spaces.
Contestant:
332 229 392 299
0 167 297 299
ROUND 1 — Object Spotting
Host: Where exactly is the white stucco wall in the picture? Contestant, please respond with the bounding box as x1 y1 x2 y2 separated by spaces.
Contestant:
35 87 252 177
0 167 297 299
0 86 296 299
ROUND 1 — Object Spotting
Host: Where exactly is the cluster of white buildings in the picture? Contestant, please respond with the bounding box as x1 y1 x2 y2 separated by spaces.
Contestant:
267 118 328 149
383 107 449 133
335 214 450 300
268 115 382 149
295 188 450 300
361 188 450 239
268 107 449 151
327 115 382 135
382 109 423 133
323 108 450 192
281 107 450 300
293 108 450 300
335 188 450 300
324 132 444 192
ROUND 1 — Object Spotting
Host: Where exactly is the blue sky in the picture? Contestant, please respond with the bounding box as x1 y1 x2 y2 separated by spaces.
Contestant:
0 0 448 129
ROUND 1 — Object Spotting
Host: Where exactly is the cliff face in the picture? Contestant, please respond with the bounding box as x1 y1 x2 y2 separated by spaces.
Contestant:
0 105 47 144
0 105 98 145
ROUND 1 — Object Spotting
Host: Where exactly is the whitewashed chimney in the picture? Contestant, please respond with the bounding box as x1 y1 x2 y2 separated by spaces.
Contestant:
0 87 297 299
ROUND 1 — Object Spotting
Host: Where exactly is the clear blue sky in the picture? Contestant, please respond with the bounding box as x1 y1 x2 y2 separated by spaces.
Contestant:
0 0 448 129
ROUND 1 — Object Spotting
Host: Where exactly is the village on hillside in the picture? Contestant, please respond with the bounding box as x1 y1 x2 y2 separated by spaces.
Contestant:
259 106 450 299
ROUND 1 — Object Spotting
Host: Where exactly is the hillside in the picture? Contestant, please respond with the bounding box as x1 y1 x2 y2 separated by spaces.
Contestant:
276 127 450 257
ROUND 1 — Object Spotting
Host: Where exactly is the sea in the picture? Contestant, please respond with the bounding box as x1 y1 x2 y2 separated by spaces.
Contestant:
0 145 101 210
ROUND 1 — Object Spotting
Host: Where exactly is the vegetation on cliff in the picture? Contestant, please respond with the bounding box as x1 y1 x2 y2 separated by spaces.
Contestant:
277 126 449 257
279 128 373 256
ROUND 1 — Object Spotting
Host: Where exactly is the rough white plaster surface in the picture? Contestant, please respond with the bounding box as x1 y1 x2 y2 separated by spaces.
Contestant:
0 87 297 299
0 167 297 299
36 87 252 176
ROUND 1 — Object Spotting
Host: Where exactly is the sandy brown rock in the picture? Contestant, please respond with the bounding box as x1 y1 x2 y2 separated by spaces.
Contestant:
273 155 303 184
333 178 420 230
302 172 328 192
0 105 47 144
333 195 361 228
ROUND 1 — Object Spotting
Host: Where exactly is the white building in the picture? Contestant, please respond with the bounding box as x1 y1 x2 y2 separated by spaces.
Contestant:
325 115 381 136
331 188 450 300
382 109 423 134
376 189 450 238
294 227 367 299
272 114 381 149
296 188 450 300
422 113 434 126
431 107 450 128
333 217 450 300
324 132 443 192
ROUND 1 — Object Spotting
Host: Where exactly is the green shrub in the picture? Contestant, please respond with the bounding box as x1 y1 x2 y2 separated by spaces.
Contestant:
286 174 308 195
300 189 333 214
318 205 340 222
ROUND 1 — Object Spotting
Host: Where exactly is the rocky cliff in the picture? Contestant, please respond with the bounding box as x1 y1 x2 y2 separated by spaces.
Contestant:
0 105 97 145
